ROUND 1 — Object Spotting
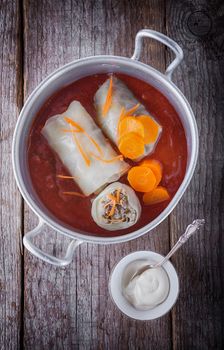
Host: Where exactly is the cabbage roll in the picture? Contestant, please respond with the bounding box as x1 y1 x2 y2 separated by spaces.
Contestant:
91 182 141 231
94 76 162 160
42 101 129 196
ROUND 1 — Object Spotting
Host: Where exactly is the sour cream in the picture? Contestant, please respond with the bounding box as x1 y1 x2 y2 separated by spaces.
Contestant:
122 260 170 310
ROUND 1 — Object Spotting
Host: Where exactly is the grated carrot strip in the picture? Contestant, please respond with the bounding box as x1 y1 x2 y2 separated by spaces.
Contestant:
116 188 121 203
64 117 83 132
108 201 116 217
62 191 86 198
118 107 126 123
83 132 103 156
61 129 82 133
57 175 78 179
90 152 123 163
109 218 124 223
103 76 113 117
107 193 117 202
104 201 113 208
72 132 91 167
125 103 140 116
64 119 103 157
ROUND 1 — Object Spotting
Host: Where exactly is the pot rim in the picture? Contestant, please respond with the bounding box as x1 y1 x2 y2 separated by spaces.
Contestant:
12 54 199 244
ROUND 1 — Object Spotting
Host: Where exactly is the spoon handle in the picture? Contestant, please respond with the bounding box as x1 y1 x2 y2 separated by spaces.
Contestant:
154 219 205 268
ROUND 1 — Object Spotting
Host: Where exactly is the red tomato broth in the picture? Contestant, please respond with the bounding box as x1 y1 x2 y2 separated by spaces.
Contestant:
27 73 187 237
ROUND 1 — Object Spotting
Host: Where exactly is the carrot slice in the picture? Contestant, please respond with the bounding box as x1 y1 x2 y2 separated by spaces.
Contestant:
137 115 160 144
140 159 162 187
103 76 113 117
118 132 145 159
143 186 170 205
127 166 157 192
118 116 144 139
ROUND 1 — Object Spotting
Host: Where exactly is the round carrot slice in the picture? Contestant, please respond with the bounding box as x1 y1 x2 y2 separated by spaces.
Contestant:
118 116 144 139
118 132 145 159
127 166 157 192
137 115 160 144
143 186 170 205
140 159 162 187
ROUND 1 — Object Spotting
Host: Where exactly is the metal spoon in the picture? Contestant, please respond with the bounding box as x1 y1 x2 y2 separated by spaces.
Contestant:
130 219 205 281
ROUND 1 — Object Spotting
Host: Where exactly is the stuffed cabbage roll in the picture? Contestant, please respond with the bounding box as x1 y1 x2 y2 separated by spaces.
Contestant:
94 76 162 160
91 182 141 231
42 101 129 196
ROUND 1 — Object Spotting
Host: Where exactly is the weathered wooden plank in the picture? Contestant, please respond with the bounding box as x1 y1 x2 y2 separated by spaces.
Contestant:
166 1 224 349
23 0 172 349
0 0 22 348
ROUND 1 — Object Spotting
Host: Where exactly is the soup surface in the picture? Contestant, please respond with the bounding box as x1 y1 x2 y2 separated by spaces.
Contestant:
27 73 187 237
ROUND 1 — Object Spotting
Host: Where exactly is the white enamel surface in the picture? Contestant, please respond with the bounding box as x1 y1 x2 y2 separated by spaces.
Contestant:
122 260 170 310
94 76 162 160
91 182 141 230
109 251 179 320
42 101 129 196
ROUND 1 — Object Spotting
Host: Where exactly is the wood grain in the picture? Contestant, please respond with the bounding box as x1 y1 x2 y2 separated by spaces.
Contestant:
0 0 22 349
22 1 172 349
1 0 223 348
166 0 224 349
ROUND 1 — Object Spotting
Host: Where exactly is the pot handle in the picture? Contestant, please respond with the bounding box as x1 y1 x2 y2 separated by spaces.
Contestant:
131 29 183 80
23 218 83 266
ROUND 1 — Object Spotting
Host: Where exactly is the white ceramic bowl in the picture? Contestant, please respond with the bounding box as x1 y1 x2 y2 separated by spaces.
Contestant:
109 251 179 320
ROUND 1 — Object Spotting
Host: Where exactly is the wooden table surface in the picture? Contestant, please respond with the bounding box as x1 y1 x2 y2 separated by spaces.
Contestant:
1 0 224 349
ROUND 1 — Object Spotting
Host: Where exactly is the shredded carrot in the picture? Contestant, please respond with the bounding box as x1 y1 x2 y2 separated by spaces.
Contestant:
62 191 86 198
64 117 84 132
90 152 123 163
104 201 113 208
116 188 121 203
118 107 126 123
57 175 78 179
72 132 90 166
105 190 123 217
103 76 113 117
64 119 103 157
61 129 82 133
107 193 117 202
64 117 90 165
104 195 116 217
85 133 103 156
118 104 140 127
108 202 116 216
125 103 140 116
108 217 124 223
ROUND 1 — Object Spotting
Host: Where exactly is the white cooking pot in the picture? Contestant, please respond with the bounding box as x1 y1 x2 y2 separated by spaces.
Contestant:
12 30 198 266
